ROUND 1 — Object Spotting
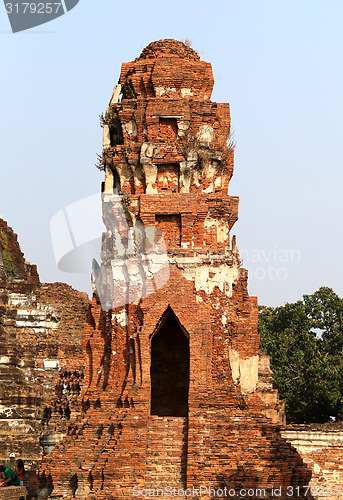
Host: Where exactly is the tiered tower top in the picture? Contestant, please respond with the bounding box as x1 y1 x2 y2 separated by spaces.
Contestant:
119 39 214 101
137 39 201 61
102 38 233 203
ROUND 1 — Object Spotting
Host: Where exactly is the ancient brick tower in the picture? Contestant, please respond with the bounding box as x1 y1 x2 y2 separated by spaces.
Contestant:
41 40 310 499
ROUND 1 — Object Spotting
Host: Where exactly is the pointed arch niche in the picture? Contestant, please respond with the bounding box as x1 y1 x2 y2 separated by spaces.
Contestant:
150 307 190 417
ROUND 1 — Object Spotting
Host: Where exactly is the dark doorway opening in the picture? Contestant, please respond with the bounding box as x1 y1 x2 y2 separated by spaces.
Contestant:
150 310 189 417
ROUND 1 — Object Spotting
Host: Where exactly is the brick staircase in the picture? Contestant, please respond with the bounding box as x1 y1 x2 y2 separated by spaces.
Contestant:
0 486 28 500
145 416 188 490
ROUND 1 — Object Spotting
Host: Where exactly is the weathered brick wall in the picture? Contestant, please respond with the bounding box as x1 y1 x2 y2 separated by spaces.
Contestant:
40 40 311 499
0 219 39 289
282 424 343 500
302 446 343 500
0 486 28 500
257 353 286 425
0 218 89 474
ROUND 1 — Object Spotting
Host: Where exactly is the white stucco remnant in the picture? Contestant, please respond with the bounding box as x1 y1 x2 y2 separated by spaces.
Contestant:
181 88 193 97
313 463 320 474
141 143 159 162
239 355 259 394
281 430 343 454
103 125 111 149
140 143 159 192
178 121 190 131
110 84 122 105
104 165 114 193
204 216 229 244
179 150 198 193
201 161 219 194
75 484 91 499
0 356 11 365
197 125 214 147
217 220 229 244
113 310 128 327
203 217 216 231
228 348 259 395
43 359 60 370
155 87 176 96
214 176 222 190
0 407 14 418
177 120 190 137
192 170 201 188
173 256 240 298
143 164 158 194
228 348 240 382
16 304 61 334
126 261 141 282
194 264 239 297
8 293 35 307
123 120 138 137
179 163 191 193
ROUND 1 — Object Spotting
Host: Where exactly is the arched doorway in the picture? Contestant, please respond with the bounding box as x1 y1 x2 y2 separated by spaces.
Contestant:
150 309 189 417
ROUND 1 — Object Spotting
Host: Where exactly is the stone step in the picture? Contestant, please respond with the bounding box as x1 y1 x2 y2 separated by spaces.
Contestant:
145 416 188 489
0 486 28 500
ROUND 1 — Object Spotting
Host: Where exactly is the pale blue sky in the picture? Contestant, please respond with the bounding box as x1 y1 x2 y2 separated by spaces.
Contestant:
1 0 342 307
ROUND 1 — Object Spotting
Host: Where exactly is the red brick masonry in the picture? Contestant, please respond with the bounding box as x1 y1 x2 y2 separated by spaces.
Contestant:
40 40 312 500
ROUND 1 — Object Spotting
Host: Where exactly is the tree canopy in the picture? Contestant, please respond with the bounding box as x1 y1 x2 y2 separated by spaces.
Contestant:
258 287 343 423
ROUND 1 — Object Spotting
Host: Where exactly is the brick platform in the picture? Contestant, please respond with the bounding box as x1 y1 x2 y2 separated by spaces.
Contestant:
145 416 188 489
0 486 28 500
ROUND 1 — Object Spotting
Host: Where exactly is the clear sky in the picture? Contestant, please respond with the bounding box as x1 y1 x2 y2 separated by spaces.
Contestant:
1 0 342 307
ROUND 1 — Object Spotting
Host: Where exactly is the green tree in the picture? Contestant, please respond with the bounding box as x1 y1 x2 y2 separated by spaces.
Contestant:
259 287 343 423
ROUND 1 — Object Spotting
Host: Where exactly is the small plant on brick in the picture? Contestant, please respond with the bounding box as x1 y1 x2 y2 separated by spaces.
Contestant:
121 79 137 99
226 130 236 151
2 250 18 276
108 108 121 133
99 112 107 128
0 230 19 277
100 107 119 130
95 150 113 172
95 151 106 171
121 193 131 211
99 107 124 147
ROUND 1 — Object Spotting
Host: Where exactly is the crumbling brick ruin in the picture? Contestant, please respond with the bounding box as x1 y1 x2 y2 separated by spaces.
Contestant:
257 353 286 426
0 485 28 500
282 423 343 500
38 40 312 499
0 217 88 495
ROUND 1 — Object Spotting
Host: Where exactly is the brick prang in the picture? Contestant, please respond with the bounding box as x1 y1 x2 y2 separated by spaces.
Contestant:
40 39 312 500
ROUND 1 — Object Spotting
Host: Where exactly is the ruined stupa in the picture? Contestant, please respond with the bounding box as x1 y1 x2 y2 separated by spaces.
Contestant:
40 40 310 499
0 217 88 500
